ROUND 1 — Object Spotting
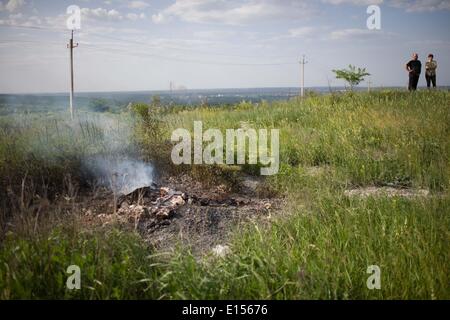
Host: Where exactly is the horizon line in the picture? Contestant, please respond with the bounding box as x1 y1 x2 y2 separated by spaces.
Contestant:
3 85 446 96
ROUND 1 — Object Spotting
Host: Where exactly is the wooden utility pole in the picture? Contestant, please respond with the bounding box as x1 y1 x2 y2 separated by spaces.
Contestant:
368 79 372 92
300 55 308 98
67 30 78 119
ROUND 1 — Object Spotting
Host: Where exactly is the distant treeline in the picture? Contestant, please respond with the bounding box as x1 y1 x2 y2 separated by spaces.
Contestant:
1 87 449 115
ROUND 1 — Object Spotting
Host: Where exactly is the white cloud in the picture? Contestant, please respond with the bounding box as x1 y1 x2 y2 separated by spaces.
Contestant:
0 11 32 27
0 0 26 12
288 26 317 38
322 0 450 12
194 30 236 39
330 28 395 40
8 12 22 19
128 1 150 9
152 0 317 25
151 12 165 24
322 0 383 5
127 12 146 20
81 8 123 21
388 0 450 12
28 15 41 25
81 7 146 22
323 0 450 11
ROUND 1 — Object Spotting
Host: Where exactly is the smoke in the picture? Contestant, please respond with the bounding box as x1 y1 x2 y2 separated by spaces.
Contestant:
1 97 155 197
77 112 154 195
87 156 154 195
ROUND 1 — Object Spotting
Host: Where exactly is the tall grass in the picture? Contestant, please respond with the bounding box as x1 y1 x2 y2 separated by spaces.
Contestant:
157 195 449 299
0 112 135 203
0 225 158 300
0 90 449 299
161 90 449 190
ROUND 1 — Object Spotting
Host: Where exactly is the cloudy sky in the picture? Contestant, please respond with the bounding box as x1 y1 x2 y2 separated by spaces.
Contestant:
0 0 449 93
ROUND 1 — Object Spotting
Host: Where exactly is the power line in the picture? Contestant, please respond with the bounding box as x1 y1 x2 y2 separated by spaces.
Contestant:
0 38 297 66
0 39 63 46
0 24 297 66
0 24 66 32
88 32 295 60
78 42 296 66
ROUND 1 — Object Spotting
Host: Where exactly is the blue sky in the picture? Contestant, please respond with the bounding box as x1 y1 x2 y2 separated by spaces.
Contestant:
0 0 449 93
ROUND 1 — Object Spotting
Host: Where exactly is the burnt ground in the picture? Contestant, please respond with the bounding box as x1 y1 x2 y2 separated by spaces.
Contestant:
79 174 283 255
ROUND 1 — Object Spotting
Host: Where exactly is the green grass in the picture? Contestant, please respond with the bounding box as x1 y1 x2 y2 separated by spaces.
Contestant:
0 90 449 299
0 226 158 300
158 195 449 300
160 91 450 190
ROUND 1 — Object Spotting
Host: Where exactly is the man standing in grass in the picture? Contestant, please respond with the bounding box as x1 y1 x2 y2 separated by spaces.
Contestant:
425 54 437 89
406 53 422 91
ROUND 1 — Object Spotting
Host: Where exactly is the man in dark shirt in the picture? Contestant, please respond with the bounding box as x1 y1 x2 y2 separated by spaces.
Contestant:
406 53 422 91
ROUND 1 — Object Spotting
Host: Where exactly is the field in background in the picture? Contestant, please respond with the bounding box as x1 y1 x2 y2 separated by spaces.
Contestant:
0 90 449 299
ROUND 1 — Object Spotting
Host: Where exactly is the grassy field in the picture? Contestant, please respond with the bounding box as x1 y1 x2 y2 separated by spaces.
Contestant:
0 90 449 299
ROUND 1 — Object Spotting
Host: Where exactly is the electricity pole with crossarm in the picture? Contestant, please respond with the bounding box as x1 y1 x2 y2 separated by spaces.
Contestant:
67 30 78 119
300 54 308 98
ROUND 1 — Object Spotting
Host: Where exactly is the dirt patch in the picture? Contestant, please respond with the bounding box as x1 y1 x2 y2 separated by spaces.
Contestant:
304 166 333 177
344 187 430 199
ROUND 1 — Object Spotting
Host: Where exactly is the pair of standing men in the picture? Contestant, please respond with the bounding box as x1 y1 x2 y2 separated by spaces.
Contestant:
406 53 437 91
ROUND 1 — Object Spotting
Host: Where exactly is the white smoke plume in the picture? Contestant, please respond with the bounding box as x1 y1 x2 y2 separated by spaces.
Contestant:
75 112 154 195
89 156 154 195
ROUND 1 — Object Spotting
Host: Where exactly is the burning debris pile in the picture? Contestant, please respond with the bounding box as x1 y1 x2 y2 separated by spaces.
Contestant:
117 184 188 221
115 182 270 224
87 174 278 253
